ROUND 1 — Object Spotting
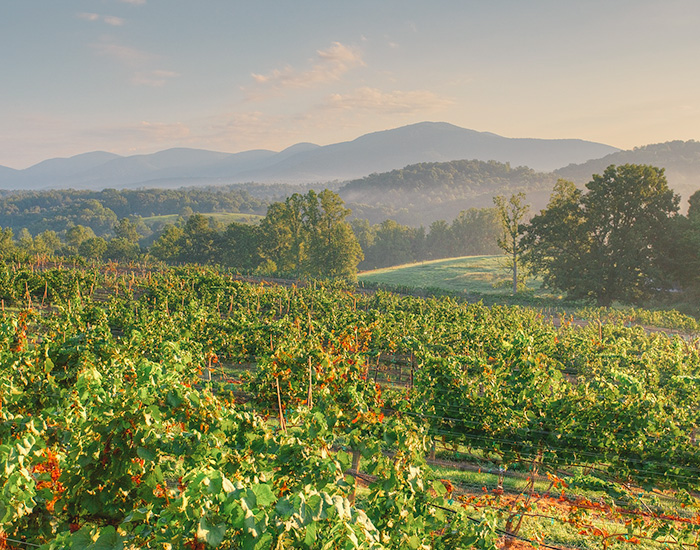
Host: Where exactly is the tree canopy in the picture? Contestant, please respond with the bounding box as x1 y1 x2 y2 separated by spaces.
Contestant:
523 165 680 305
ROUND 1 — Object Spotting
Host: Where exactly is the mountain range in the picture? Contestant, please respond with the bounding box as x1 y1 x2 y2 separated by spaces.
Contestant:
0 122 619 191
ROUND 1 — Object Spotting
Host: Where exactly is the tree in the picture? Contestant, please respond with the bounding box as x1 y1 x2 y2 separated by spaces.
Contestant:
17 228 33 252
75 199 118 236
33 230 61 256
220 222 262 271
450 208 501 257
149 224 184 262
521 180 587 294
493 193 529 294
104 237 141 262
303 190 363 279
362 220 423 269
78 237 108 260
425 220 452 259
114 217 142 243
667 190 700 291
259 190 363 279
523 165 680 305
258 196 307 275
350 218 374 253
0 227 15 256
178 214 220 264
66 225 96 251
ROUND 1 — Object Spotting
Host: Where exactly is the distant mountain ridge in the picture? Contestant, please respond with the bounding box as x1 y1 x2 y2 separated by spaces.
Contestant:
0 122 618 191
555 140 700 202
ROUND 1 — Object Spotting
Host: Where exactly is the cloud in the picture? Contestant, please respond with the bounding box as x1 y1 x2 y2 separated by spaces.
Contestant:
90 39 179 87
103 16 125 27
247 42 364 98
119 0 146 4
77 12 100 22
91 40 155 66
131 69 180 87
323 87 453 115
77 13 125 26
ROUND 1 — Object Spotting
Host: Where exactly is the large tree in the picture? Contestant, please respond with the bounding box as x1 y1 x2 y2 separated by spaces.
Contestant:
178 214 222 264
258 196 307 275
523 165 680 305
659 189 700 292
521 180 587 295
259 190 363 280
303 189 363 279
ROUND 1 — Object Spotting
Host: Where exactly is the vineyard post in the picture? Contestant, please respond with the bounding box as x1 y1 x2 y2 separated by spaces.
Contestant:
348 447 362 505
351 447 361 474
275 377 287 433
307 357 313 408
42 281 48 307
25 281 32 309
504 451 545 548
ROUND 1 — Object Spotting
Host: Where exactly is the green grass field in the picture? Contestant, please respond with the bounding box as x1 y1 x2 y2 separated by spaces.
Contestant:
357 255 543 295
141 212 262 228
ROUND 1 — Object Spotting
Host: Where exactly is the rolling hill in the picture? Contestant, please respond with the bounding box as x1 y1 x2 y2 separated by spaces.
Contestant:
339 159 558 226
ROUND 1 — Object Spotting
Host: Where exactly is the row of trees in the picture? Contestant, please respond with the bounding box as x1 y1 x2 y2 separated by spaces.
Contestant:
502 164 693 306
353 207 500 269
0 218 144 262
149 199 501 275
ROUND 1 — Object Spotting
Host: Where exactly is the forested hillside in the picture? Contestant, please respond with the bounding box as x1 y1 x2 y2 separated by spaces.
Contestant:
339 159 557 226
555 140 700 203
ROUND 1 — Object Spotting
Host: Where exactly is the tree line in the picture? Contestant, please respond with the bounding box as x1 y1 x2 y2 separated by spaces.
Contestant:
0 189 502 280
0 184 314 237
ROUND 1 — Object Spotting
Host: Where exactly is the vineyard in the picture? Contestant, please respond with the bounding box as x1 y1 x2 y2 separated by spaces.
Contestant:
0 260 699 549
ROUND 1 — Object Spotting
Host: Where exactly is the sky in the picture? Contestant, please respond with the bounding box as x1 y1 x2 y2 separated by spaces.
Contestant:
2 0 700 169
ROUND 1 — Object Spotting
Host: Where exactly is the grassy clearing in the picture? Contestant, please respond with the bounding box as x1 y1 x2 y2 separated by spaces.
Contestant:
141 212 262 228
357 256 700 332
358 255 543 295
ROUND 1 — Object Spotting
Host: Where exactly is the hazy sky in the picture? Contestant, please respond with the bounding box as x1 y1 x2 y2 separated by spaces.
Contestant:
3 0 700 168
